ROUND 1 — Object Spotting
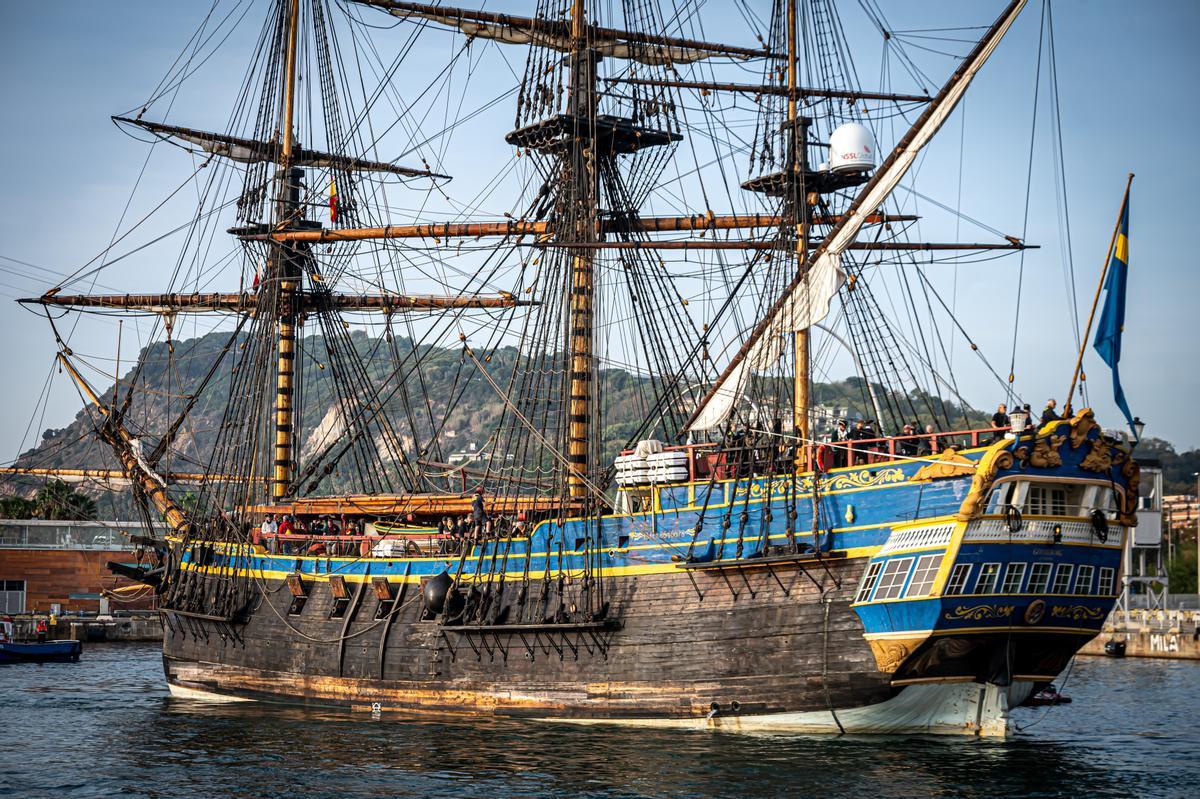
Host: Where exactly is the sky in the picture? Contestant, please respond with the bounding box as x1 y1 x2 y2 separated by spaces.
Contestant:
0 0 1197 464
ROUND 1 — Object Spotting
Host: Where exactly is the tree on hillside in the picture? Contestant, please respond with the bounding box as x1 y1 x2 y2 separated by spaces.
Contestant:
1135 438 1200 494
32 480 97 521
1166 540 1197 594
0 495 34 519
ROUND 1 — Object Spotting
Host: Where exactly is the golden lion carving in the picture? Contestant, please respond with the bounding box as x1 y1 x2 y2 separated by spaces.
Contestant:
1079 438 1114 472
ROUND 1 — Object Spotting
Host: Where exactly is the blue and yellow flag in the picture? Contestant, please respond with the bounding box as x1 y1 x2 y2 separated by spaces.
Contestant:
1093 190 1136 437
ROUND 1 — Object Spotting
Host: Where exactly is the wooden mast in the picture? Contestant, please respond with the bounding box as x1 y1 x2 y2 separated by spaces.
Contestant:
272 0 303 502
786 0 811 459
55 354 190 537
565 0 596 500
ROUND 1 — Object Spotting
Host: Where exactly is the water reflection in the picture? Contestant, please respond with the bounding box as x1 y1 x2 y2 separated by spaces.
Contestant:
2 644 1197 799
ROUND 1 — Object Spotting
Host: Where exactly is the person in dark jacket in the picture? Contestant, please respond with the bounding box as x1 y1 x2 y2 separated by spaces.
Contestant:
831 419 850 468
898 422 919 457
471 487 487 535
1040 398 1060 426
991 403 1009 442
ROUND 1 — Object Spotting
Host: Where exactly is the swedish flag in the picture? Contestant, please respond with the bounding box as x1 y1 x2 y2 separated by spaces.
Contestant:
1093 190 1136 437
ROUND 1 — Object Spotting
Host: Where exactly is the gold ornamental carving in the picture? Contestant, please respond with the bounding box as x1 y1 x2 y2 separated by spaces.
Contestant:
943 604 1015 621
955 449 1013 520
1014 435 1064 469
1119 457 1141 526
1069 410 1099 449
866 637 925 673
1079 438 1115 473
911 448 977 482
1049 605 1105 621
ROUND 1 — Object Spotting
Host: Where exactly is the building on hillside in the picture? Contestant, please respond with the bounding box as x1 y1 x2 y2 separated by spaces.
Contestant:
448 442 482 466
1163 494 1198 532
811 405 853 437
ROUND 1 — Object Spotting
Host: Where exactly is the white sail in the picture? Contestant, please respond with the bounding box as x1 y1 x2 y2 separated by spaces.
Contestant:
685 0 1027 433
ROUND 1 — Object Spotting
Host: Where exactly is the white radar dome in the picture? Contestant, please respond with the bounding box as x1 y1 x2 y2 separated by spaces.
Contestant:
828 123 875 174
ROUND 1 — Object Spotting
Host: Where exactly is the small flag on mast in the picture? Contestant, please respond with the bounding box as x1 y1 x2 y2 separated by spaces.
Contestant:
329 178 339 223
1092 188 1136 438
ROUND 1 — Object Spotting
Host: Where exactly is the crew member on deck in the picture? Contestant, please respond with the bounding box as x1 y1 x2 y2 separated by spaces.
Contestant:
919 424 941 456
260 514 278 552
472 487 487 536
832 419 850 468
35 617 48 643
898 422 919 457
1040 398 1060 426
992 403 1009 442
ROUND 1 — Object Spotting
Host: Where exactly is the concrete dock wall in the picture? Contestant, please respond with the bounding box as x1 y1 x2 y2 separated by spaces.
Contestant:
1079 609 1200 660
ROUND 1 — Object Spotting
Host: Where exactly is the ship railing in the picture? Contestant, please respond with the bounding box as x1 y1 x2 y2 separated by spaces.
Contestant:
619 426 1010 484
257 529 513 558
813 426 1010 470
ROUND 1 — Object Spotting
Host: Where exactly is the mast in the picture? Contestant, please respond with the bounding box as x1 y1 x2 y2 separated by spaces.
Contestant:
786 0 811 455
272 0 303 502
565 0 596 499
55 354 190 537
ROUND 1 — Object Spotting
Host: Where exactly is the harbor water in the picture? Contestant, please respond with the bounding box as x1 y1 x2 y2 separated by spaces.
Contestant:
1 644 1197 798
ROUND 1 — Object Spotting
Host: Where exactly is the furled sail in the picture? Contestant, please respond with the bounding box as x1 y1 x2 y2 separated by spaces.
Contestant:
685 0 1027 433
113 117 448 178
361 1 769 64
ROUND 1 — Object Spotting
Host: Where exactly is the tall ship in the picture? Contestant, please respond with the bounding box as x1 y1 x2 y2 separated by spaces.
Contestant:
14 0 1140 736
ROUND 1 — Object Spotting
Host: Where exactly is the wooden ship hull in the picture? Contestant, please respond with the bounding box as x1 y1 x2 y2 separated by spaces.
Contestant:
154 413 1134 737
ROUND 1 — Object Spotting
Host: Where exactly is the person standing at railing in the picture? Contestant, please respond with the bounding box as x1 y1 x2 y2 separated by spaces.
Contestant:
259 514 277 553
899 422 919 458
918 424 941 457
471 486 487 536
831 419 850 468
1040 399 1061 426
992 403 1010 443
861 420 881 462
847 419 868 466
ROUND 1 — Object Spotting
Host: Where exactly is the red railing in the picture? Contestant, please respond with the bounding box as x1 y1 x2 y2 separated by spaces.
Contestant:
620 425 1011 482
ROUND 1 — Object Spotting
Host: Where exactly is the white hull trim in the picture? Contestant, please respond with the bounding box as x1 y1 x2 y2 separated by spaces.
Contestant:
544 681 1034 738
167 682 255 703
165 675 1033 737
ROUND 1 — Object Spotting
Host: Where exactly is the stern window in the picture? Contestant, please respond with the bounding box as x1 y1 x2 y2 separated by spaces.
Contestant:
1027 563 1053 593
904 554 942 598
1098 567 1116 596
1074 565 1095 595
974 563 1001 594
873 557 915 601
944 564 972 596
1002 563 1027 594
1028 485 1069 516
1051 564 1074 594
855 563 882 603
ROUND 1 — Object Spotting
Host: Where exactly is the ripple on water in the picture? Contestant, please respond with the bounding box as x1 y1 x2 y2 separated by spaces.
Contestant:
1 644 1198 798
